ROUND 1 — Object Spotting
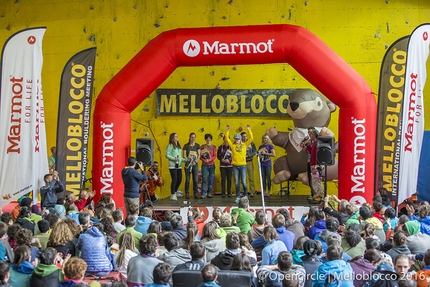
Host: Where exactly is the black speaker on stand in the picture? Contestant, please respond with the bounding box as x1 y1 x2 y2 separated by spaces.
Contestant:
317 136 335 199
136 138 154 167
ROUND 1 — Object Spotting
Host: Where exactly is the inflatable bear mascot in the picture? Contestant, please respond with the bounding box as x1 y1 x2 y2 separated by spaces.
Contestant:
267 89 338 186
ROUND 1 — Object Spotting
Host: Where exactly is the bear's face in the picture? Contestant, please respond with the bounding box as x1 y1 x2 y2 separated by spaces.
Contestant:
287 89 336 128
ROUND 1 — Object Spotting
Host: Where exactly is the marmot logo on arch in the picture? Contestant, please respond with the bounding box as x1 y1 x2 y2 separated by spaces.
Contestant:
183 39 275 57
183 40 200 57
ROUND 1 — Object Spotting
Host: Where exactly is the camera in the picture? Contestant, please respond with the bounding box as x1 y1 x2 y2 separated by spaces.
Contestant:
134 161 142 169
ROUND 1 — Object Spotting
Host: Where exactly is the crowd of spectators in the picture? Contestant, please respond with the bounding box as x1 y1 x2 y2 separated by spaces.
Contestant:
1 189 430 287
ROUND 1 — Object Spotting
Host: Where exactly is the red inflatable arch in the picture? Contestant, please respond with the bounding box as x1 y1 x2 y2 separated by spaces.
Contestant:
92 24 376 208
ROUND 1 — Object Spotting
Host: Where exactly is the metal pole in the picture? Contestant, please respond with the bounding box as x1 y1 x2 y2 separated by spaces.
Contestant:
324 165 328 199
257 156 266 213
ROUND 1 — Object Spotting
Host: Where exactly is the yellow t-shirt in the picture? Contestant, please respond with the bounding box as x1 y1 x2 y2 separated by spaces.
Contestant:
225 130 253 166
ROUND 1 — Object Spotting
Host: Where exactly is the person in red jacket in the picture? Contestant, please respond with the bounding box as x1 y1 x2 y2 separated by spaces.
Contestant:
200 134 217 199
74 190 94 211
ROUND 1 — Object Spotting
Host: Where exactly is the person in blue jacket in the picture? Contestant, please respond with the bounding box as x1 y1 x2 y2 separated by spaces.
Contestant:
407 204 430 235
261 226 288 265
251 214 295 252
312 244 354 287
40 171 64 209
308 210 326 240
314 216 339 253
8 245 34 287
135 207 156 235
122 157 147 216
197 264 222 287
76 224 112 276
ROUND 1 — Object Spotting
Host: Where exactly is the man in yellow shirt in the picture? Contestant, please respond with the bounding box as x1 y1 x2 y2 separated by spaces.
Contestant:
224 124 253 203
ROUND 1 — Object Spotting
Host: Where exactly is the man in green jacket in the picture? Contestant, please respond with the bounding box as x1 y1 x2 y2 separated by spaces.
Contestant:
231 197 256 234
116 215 143 247
30 247 64 287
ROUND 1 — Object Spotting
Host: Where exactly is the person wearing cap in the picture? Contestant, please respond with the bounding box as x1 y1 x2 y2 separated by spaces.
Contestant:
11 197 32 222
40 171 64 209
54 204 66 220
15 198 42 225
225 124 253 204
200 134 217 199
299 240 322 287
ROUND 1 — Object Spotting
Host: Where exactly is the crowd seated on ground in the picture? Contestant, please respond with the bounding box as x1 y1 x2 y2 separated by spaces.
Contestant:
2 189 430 287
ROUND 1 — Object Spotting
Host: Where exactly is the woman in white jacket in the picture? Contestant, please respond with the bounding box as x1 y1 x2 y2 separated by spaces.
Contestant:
200 221 226 262
114 232 137 283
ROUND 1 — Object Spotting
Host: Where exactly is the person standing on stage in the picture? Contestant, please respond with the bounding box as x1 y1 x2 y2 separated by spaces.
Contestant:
225 124 253 204
306 127 323 202
258 135 276 197
241 132 257 197
165 133 185 201
200 134 217 199
142 161 163 203
183 133 200 200
217 138 233 198
301 133 314 200
122 157 147 215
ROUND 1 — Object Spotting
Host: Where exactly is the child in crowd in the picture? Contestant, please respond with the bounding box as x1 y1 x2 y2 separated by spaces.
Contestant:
0 261 11 287
197 264 221 287
144 263 172 287
8 177 430 287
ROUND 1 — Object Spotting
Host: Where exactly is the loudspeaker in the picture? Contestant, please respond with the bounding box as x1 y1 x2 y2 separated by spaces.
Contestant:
136 138 154 166
317 136 335 166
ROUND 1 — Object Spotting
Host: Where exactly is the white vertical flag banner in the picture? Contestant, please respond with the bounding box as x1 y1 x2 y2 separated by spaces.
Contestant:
398 24 430 203
0 27 48 206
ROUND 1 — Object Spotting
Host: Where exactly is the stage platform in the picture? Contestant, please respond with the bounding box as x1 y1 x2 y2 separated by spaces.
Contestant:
152 193 319 209
150 194 323 222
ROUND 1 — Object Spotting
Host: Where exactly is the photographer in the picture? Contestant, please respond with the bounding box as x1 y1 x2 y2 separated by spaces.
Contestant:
122 157 148 216
144 161 163 203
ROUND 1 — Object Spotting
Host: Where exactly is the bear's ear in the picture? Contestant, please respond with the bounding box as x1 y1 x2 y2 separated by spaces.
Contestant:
327 101 337 113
